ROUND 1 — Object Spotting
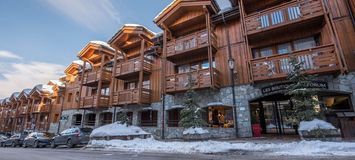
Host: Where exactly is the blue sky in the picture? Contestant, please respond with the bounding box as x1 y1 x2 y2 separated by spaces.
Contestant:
0 0 231 98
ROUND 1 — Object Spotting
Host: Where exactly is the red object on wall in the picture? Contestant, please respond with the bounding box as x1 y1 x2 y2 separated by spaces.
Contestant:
252 124 262 137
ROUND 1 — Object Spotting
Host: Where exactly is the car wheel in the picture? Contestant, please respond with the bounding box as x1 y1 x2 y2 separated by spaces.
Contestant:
50 141 57 149
66 139 74 148
11 142 16 148
34 141 39 148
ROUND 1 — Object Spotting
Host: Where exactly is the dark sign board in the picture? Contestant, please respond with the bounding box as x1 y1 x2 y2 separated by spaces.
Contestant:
261 81 328 95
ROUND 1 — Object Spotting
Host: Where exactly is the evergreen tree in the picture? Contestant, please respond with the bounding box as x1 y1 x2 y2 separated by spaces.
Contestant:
286 57 324 126
116 112 130 125
178 72 207 128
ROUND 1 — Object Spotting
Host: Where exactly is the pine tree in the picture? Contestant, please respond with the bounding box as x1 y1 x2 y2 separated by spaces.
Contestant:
286 57 324 126
116 112 130 125
178 72 207 128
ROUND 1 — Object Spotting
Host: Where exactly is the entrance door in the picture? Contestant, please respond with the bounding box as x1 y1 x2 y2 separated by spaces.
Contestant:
252 100 296 135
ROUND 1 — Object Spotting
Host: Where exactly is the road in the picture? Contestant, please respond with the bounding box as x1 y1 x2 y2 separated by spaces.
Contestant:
0 147 354 160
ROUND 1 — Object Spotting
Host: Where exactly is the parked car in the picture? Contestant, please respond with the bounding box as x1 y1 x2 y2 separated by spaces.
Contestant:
3 132 30 147
51 127 93 148
23 132 53 148
0 135 8 147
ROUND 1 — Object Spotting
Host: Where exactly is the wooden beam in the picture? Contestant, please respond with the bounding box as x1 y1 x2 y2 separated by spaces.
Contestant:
96 53 106 108
109 51 118 106
78 61 86 109
138 38 145 104
205 5 215 88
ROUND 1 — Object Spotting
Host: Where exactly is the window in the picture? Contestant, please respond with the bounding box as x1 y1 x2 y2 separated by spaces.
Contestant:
271 10 284 25
322 95 353 111
201 60 210 69
101 88 110 96
178 64 190 74
125 82 137 90
116 112 133 125
206 106 234 128
72 114 82 126
100 112 112 126
168 108 182 127
293 37 316 51
85 114 96 126
143 80 150 89
277 43 291 54
140 110 158 127
260 47 273 57
67 93 73 102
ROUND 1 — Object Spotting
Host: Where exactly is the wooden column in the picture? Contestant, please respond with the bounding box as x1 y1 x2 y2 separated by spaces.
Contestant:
96 54 106 108
205 6 214 88
78 61 87 109
110 51 118 106
138 38 145 104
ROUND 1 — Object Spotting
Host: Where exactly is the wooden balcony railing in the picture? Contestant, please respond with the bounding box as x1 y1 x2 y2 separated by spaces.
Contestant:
19 106 29 115
83 69 111 86
166 68 221 93
251 44 340 82
166 29 217 58
25 122 32 130
115 57 152 78
80 95 109 108
113 88 151 105
32 104 50 113
244 0 324 35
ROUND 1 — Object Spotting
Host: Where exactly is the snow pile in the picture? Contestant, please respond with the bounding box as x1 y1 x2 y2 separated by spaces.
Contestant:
183 127 209 135
299 119 336 131
90 122 149 137
89 138 355 156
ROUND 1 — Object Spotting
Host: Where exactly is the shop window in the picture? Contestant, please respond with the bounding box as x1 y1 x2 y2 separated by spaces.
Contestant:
100 112 112 126
85 114 96 126
323 95 353 111
72 114 82 126
140 110 158 127
168 109 182 127
206 106 234 128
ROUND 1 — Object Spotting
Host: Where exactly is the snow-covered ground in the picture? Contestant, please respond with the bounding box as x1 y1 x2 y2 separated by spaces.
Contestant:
90 122 149 137
299 119 336 131
89 138 355 156
183 127 209 135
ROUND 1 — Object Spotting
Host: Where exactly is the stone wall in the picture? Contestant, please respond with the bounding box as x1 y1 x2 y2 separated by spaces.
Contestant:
165 127 236 139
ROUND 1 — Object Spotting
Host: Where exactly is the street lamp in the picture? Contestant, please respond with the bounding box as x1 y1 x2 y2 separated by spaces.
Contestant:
228 58 238 138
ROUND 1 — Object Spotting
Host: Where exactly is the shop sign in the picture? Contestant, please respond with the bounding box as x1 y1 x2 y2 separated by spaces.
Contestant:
261 81 328 95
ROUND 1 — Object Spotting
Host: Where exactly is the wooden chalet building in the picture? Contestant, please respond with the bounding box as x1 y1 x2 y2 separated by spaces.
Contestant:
1 0 354 139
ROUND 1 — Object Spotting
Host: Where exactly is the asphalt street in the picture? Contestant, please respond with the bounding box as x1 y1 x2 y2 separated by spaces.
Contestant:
0 147 354 160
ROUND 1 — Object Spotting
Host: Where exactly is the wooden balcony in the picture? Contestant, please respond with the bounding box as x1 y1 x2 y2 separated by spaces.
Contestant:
19 106 30 115
112 88 151 105
166 68 221 93
251 44 340 82
115 57 152 80
82 69 111 86
32 104 50 113
80 95 109 109
25 122 32 130
244 0 324 36
166 29 217 62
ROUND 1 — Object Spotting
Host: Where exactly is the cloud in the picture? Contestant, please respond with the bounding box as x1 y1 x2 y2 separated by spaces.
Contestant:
0 50 23 60
0 61 65 98
41 0 120 31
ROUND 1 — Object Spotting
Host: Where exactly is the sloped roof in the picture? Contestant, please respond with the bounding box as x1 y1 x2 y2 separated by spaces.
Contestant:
48 80 65 87
108 24 156 45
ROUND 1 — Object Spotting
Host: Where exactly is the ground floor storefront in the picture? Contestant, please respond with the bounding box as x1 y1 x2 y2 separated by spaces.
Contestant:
55 73 355 139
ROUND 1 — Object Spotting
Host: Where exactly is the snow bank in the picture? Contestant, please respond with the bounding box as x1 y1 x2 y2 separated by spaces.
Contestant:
89 138 355 156
90 122 149 137
299 119 336 131
183 127 209 135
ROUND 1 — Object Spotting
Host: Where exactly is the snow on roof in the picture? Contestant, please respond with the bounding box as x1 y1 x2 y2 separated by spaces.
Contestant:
34 84 54 94
23 89 31 95
215 0 232 13
207 102 225 106
11 92 20 99
72 60 84 66
49 80 65 87
154 0 176 21
90 122 149 137
123 24 156 35
299 119 336 131
4 98 10 103
89 41 115 51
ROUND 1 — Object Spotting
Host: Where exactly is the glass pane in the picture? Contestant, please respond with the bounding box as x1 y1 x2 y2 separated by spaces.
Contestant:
277 43 291 54
178 64 190 73
252 49 260 58
288 6 301 20
271 10 284 25
201 60 210 69
293 37 316 51
260 15 270 28
260 47 273 57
